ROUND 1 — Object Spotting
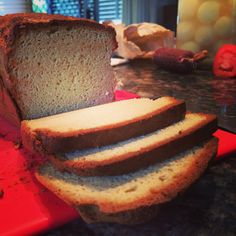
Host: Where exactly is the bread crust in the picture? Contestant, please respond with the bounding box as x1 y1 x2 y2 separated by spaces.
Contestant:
21 98 186 154
0 75 21 126
0 13 117 126
35 138 218 224
0 13 117 53
77 204 160 225
49 114 217 176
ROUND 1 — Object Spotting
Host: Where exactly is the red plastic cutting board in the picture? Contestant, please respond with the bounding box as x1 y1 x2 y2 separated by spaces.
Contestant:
0 90 236 236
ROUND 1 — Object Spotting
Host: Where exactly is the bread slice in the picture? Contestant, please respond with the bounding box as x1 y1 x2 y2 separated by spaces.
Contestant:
49 113 217 176
21 97 186 154
35 138 218 224
0 13 117 126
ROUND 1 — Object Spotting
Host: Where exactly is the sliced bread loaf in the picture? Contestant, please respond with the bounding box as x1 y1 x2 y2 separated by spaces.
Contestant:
0 13 117 126
21 97 186 154
49 113 217 176
35 138 218 224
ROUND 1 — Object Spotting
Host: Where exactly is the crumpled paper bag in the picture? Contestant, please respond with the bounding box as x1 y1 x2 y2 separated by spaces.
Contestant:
108 22 175 59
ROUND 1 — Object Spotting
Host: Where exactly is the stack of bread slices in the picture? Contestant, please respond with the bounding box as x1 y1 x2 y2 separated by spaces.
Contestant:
21 96 218 225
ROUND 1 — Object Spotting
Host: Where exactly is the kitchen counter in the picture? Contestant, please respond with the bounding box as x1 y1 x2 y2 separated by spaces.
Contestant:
42 60 236 236
42 156 236 236
115 59 236 133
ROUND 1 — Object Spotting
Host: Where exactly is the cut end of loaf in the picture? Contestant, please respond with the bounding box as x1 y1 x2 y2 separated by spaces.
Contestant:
8 22 116 119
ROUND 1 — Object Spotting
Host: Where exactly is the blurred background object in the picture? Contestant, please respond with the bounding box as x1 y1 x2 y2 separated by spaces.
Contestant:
32 0 81 17
32 0 84 18
109 22 174 59
0 0 32 14
0 0 179 33
123 0 178 32
176 0 236 61
213 44 236 78
31 0 122 22
32 0 48 13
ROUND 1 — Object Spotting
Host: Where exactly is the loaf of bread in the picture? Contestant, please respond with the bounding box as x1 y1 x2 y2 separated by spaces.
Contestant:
35 138 218 225
21 97 186 154
48 113 217 176
0 13 117 126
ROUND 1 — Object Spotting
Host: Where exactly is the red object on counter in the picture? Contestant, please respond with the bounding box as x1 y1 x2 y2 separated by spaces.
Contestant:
214 129 236 160
0 90 236 236
153 48 195 73
153 48 207 73
213 44 236 78
115 89 140 100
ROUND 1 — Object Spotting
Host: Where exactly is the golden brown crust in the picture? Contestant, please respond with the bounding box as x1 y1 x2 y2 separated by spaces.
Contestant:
0 76 21 126
22 99 186 154
99 138 218 213
0 13 117 51
0 13 117 126
77 204 160 225
35 138 218 219
49 114 217 176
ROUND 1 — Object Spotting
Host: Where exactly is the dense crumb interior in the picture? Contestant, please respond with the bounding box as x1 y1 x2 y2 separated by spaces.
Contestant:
64 113 208 162
8 25 115 119
25 97 173 131
37 139 217 210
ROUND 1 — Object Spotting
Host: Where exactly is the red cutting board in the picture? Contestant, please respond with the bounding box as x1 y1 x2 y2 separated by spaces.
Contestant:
0 90 236 236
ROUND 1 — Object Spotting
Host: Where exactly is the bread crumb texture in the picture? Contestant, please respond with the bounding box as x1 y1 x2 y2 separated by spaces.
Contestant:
8 25 115 119
64 113 207 162
36 138 217 213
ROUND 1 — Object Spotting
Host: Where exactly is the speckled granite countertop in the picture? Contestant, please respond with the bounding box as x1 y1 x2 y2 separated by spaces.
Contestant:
42 60 236 236
115 60 236 133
